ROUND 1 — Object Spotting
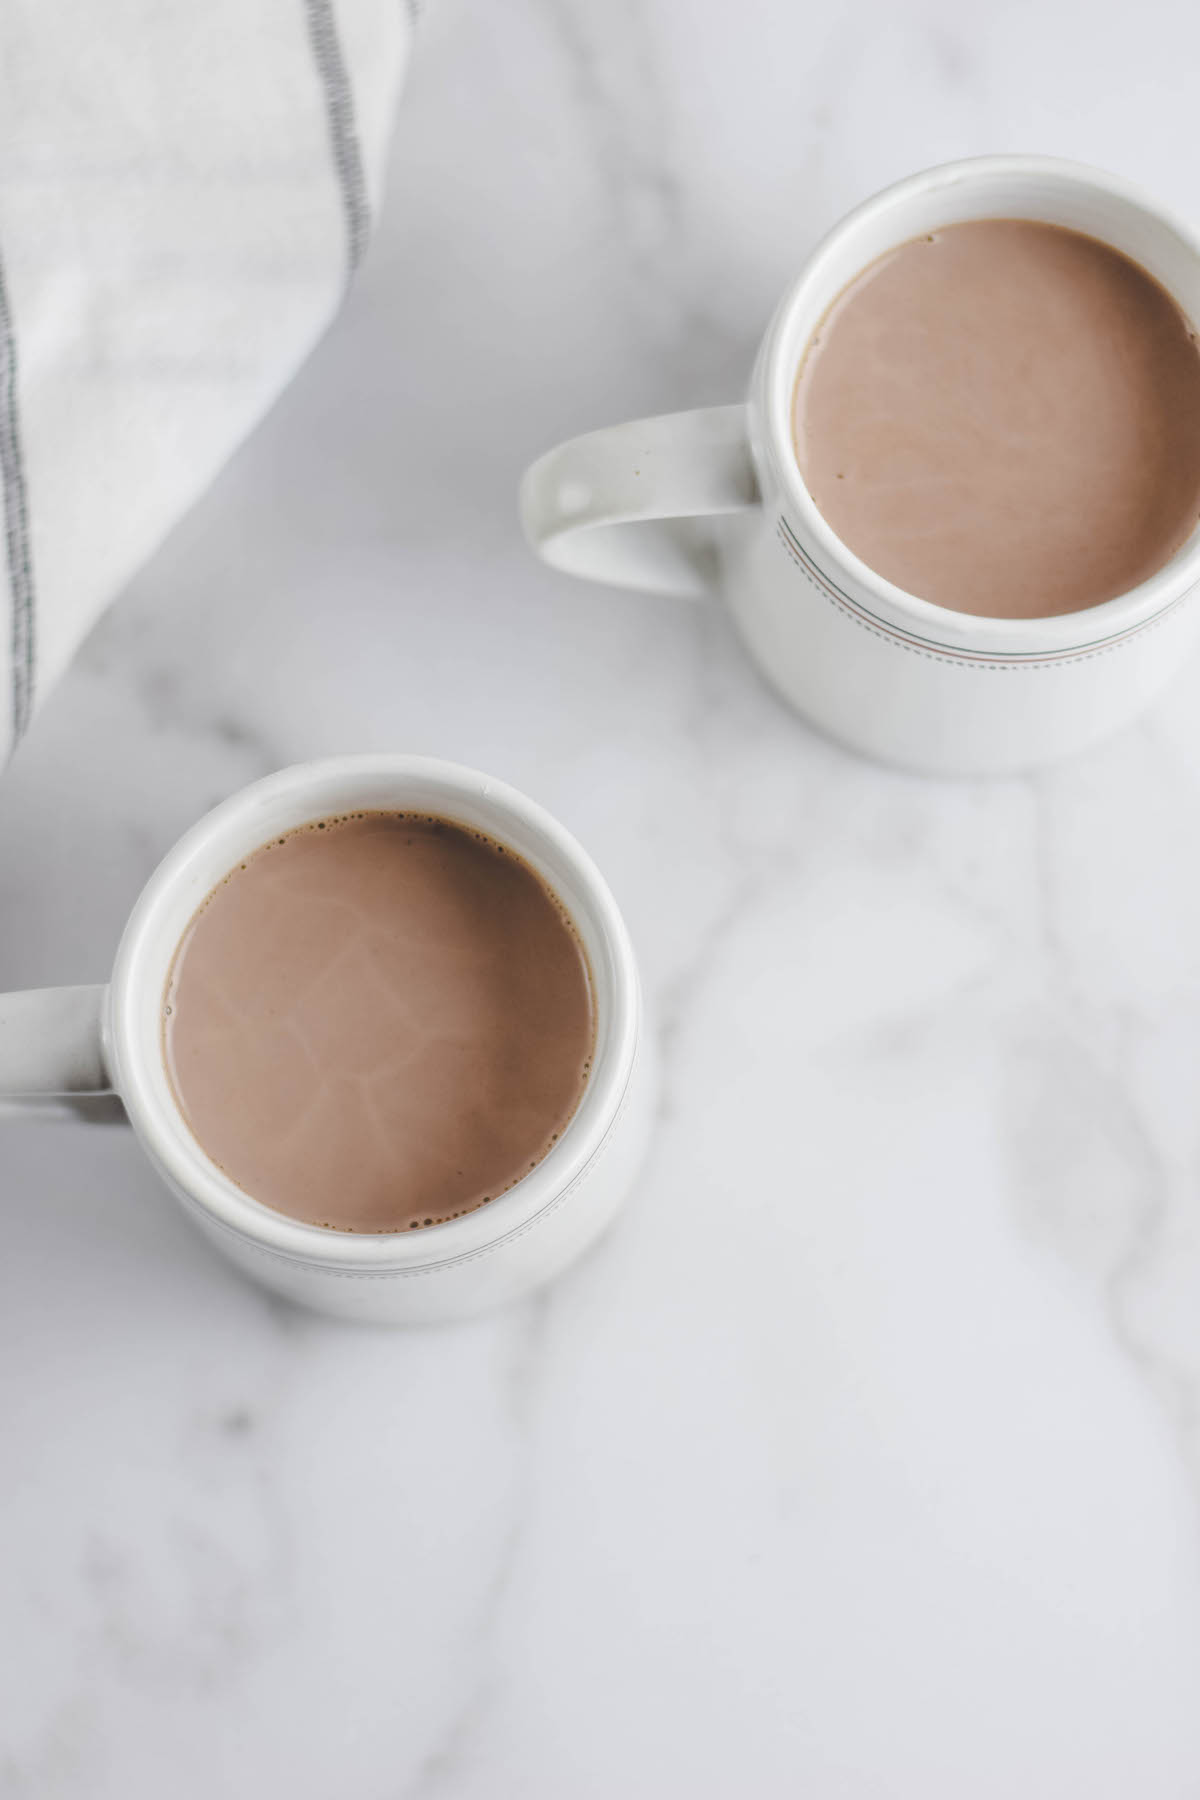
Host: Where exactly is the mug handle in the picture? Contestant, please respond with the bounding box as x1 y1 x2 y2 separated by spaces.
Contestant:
0 985 118 1119
519 404 760 599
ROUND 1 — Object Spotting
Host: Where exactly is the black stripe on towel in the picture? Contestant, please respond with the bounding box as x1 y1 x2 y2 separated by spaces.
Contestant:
304 0 371 275
0 251 34 746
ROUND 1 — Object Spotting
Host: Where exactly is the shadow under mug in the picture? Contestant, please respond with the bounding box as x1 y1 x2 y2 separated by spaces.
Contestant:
520 155 1200 776
0 757 652 1325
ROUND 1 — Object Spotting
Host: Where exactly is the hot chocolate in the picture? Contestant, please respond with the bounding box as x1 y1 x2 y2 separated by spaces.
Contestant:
163 813 594 1232
793 219 1200 618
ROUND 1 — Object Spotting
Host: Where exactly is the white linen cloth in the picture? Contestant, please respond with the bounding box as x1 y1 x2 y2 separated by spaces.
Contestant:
0 0 412 760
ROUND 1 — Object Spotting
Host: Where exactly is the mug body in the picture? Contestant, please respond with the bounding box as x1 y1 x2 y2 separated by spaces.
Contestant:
725 157 1200 775
106 757 651 1325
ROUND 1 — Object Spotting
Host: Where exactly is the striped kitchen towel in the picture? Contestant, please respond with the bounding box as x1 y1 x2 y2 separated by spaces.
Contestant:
0 0 412 761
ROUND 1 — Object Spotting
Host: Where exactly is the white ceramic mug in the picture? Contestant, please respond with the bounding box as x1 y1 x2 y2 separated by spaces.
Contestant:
521 155 1200 776
0 757 652 1324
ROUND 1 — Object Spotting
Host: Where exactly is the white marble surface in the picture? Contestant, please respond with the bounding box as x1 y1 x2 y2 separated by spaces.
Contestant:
6 0 1200 1792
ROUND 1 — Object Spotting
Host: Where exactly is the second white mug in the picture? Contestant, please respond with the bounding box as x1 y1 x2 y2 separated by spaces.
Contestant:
0 757 653 1325
520 156 1200 776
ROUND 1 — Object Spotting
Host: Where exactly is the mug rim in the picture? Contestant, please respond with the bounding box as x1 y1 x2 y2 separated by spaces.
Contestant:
758 153 1200 646
107 755 641 1271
